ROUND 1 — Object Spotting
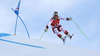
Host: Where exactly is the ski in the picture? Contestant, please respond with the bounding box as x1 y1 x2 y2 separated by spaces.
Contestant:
63 36 67 45
70 34 74 40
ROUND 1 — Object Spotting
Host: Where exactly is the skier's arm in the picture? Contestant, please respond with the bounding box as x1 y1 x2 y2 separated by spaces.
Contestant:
45 19 53 32
59 16 72 21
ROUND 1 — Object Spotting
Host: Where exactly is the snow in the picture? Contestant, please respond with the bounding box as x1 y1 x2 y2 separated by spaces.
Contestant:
0 33 100 56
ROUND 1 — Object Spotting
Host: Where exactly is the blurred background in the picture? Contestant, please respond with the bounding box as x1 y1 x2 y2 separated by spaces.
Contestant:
0 0 100 50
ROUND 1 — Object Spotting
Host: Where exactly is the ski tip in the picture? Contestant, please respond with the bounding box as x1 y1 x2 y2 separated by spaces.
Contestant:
70 34 74 41
72 34 74 36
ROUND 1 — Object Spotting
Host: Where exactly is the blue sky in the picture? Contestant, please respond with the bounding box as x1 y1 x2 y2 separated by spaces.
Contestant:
0 0 100 50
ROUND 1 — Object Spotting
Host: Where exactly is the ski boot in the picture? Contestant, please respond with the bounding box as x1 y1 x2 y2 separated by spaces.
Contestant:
60 36 67 45
58 34 67 44
67 34 74 40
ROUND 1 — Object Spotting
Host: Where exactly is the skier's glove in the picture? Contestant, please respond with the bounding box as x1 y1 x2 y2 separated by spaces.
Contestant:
44 28 48 32
66 17 72 21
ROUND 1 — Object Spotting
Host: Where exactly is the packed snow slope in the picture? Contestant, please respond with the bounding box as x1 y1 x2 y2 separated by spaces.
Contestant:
0 33 100 56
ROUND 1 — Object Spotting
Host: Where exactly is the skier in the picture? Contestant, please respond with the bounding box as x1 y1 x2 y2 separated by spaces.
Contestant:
44 11 73 44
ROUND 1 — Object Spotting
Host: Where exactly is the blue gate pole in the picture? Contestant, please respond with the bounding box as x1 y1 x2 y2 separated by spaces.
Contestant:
12 8 30 38
14 15 18 35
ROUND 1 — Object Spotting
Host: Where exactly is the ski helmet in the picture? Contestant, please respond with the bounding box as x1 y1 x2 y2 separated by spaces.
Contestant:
54 11 58 17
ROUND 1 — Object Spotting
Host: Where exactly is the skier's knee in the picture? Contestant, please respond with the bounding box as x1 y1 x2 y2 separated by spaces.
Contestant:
57 34 62 38
65 30 69 35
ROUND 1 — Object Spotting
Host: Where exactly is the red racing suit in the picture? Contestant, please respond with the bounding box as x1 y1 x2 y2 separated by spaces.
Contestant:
46 16 69 37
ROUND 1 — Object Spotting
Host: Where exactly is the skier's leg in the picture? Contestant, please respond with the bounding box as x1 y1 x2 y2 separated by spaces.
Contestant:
56 25 69 36
60 27 69 36
52 27 63 39
52 27 66 43
59 26 73 39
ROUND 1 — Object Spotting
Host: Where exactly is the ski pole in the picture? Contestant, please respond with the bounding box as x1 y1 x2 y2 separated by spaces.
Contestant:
72 20 91 42
39 31 45 40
